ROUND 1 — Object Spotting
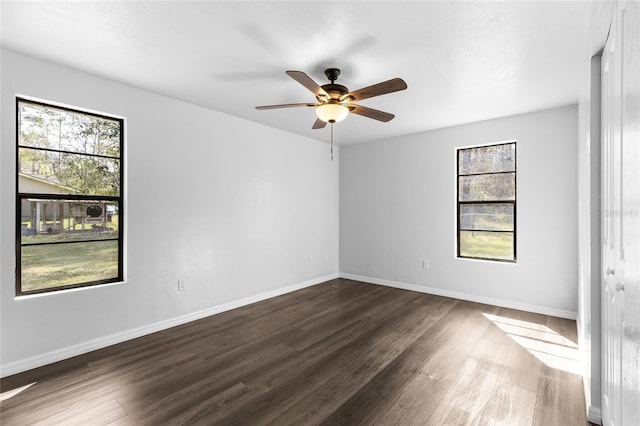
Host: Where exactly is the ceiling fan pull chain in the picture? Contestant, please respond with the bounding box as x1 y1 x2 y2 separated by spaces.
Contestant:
330 122 334 161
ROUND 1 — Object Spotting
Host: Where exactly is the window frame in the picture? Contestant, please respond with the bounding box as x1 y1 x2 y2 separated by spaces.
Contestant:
15 97 125 296
456 141 517 263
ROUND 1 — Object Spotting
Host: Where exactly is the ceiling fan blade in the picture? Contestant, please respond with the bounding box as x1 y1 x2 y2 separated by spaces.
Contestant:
286 71 329 99
312 117 327 129
348 104 395 122
343 78 407 102
255 103 318 110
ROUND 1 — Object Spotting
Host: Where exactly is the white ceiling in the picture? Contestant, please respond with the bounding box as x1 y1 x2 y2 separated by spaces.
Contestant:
1 1 593 145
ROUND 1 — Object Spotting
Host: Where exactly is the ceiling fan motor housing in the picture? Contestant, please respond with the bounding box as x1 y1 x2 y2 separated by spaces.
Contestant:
319 68 350 101
319 83 349 101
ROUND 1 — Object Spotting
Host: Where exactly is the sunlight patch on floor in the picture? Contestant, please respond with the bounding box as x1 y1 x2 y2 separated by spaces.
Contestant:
483 313 581 375
0 382 36 402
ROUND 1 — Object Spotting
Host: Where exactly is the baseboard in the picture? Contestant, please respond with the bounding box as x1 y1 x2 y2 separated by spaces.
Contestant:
339 273 577 320
587 406 602 424
0 273 339 378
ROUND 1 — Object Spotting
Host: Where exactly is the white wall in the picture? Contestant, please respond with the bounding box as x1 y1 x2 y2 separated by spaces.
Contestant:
0 49 339 375
340 105 578 317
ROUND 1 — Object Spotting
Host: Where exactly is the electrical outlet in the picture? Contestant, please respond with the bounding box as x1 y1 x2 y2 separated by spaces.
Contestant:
178 279 186 291
422 260 430 269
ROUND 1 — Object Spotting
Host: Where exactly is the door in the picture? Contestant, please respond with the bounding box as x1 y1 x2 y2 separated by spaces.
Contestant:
601 1 640 425
620 1 640 424
601 5 624 426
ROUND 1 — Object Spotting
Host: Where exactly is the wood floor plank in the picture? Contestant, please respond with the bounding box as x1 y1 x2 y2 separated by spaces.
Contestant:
212 294 430 424
272 295 456 425
320 300 500 424
320 298 465 425
116 343 297 415
416 304 508 425
0 279 590 425
531 315 585 426
480 381 538 426
425 357 502 425
533 366 587 426
140 382 256 426
490 307 546 392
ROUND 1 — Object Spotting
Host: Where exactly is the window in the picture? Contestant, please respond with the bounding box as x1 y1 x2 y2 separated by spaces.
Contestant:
457 142 516 262
16 98 124 295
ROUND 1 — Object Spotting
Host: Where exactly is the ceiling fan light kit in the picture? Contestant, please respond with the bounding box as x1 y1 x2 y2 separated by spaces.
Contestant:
315 102 349 123
256 68 407 159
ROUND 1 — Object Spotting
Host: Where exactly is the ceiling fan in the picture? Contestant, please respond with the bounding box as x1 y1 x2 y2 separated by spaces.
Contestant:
256 68 408 129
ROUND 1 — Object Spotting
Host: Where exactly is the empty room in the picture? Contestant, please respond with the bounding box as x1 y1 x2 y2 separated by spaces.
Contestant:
1 1 638 425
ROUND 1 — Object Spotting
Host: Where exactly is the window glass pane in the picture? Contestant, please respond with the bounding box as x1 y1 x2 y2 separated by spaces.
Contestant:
459 230 514 261
18 101 121 157
458 143 515 175
460 203 514 231
21 240 119 293
20 199 119 244
459 173 515 201
18 147 120 196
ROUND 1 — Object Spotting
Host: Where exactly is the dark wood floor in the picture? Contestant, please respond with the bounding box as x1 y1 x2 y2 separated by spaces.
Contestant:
1 279 589 425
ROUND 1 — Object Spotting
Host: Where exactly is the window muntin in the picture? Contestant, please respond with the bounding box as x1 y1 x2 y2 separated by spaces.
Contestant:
16 98 124 295
457 142 516 262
